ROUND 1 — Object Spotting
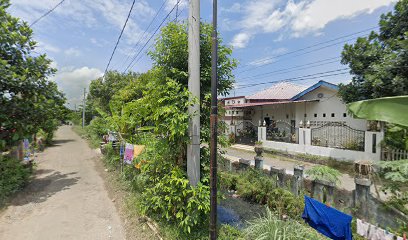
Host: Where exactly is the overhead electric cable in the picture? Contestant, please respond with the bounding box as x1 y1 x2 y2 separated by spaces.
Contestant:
236 71 350 90
236 68 350 88
236 26 378 74
238 56 341 82
103 0 136 78
30 0 66 27
117 0 169 71
124 0 180 72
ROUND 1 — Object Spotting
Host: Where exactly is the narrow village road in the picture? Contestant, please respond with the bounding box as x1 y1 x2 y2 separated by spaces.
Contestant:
0 126 125 240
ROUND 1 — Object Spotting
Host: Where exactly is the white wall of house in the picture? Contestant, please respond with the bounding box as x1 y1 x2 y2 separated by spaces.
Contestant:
295 86 367 130
252 103 296 127
259 127 384 161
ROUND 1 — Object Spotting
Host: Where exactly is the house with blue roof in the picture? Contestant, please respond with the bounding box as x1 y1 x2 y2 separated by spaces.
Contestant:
224 80 383 161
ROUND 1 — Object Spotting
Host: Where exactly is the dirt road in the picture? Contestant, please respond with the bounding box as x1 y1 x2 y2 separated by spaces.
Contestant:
0 126 126 240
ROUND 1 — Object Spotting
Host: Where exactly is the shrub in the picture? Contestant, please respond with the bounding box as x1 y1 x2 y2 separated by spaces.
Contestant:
237 170 276 204
0 156 31 203
140 166 210 234
306 165 341 185
87 117 109 138
244 207 326 240
225 169 304 219
218 224 244 240
219 171 239 191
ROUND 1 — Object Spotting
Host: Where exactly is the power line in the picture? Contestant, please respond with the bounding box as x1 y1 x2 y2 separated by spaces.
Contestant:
236 26 378 74
103 0 136 78
237 71 350 90
238 56 341 82
116 0 169 71
236 65 408 90
30 0 66 27
237 34 369 75
236 68 350 89
124 0 180 72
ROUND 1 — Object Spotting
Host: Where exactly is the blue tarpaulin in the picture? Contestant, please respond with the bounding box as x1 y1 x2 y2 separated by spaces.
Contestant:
302 196 352 240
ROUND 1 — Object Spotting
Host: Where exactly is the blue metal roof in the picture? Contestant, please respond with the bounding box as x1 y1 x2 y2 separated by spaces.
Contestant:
290 80 339 100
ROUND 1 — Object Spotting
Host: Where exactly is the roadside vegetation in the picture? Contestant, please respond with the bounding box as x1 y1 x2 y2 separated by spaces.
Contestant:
0 1 67 205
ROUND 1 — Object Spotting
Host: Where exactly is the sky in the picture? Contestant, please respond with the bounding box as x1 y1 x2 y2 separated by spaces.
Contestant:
8 0 397 108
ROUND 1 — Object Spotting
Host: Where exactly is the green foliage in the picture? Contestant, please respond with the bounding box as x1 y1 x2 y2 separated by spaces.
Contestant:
218 224 244 240
306 166 341 185
339 0 408 103
87 71 139 116
87 117 109 138
384 125 408 150
244 207 326 240
0 1 66 150
379 160 408 215
220 169 304 220
80 20 237 237
380 159 408 183
140 166 210 234
0 156 31 203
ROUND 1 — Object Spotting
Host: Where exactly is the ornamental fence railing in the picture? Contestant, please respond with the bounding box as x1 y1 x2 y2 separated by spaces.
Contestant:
311 122 365 151
266 120 298 144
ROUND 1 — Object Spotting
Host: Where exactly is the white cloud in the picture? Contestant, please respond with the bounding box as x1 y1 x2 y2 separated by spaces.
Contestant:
222 3 242 13
231 0 396 48
37 41 61 53
231 32 252 49
52 66 103 106
64 47 81 57
248 48 288 66
165 0 188 12
9 0 155 45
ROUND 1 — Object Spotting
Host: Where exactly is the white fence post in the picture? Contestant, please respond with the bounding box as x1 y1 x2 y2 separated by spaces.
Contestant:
258 127 266 142
304 128 312 145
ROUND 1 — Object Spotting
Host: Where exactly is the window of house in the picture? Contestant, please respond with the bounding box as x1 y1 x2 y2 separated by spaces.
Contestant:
304 114 307 118
331 113 335 117
236 111 239 114
314 113 317 118
232 100 235 104
323 113 326 117
227 101 229 104
238 101 240 104
343 113 347 117
286 114 289 119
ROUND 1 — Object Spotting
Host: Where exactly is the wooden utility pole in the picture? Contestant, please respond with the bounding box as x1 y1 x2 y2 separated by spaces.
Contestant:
210 0 218 238
187 0 200 186
82 88 86 128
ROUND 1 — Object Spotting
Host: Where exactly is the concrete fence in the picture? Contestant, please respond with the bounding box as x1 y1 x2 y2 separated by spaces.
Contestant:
258 127 384 161
223 156 407 230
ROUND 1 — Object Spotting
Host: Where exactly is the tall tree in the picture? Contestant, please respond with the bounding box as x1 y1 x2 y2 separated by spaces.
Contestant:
339 0 408 103
0 0 66 150
87 71 139 116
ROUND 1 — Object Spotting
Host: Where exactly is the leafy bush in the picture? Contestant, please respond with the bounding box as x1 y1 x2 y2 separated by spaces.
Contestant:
219 171 239 191
220 169 304 219
237 169 276 204
379 160 408 215
87 117 109 138
306 166 341 185
266 188 304 219
218 224 244 240
140 167 210 233
244 207 326 240
0 156 31 203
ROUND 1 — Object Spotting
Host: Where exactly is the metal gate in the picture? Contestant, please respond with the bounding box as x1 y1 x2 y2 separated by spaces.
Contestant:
311 122 365 151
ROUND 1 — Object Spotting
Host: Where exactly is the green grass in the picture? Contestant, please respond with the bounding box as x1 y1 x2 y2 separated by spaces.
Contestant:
72 125 101 149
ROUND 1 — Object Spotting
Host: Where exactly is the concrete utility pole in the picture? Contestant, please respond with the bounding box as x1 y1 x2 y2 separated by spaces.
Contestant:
209 0 218 238
82 88 86 128
187 0 200 186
